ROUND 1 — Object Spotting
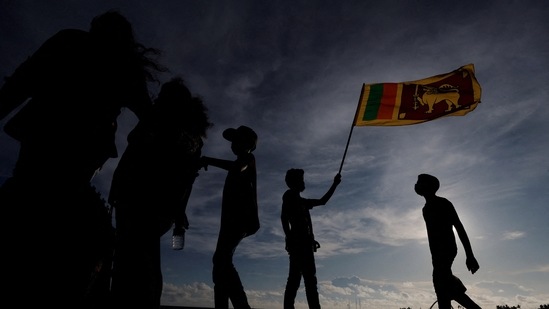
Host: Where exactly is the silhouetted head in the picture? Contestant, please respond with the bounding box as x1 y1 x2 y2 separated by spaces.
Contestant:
154 77 212 138
285 168 305 192
91 10 166 83
414 174 440 196
90 10 135 49
223 125 257 153
156 77 192 104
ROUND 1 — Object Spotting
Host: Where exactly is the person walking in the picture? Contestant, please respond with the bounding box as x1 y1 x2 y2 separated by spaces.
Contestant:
415 173 482 309
201 125 260 309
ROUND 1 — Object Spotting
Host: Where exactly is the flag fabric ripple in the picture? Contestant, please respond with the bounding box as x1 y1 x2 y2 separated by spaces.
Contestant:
354 64 481 126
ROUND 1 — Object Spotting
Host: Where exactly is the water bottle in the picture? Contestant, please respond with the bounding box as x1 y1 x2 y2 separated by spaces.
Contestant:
172 226 186 250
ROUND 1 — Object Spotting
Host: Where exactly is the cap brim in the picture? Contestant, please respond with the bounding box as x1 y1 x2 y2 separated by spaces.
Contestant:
222 128 237 141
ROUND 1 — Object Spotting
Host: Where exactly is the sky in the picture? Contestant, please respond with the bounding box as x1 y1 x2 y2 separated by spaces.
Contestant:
1 1 548 308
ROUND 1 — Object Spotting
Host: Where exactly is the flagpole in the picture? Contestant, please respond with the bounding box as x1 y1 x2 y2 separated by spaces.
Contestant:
339 84 365 174
338 121 355 174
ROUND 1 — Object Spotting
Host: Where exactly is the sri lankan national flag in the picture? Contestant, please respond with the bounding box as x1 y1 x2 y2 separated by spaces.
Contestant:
354 64 481 126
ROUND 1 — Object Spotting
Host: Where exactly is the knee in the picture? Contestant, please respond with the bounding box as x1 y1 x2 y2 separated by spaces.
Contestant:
303 275 318 288
286 274 301 286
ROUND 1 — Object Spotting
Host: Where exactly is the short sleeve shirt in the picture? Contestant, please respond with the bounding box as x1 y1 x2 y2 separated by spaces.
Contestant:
422 196 459 258
281 190 318 243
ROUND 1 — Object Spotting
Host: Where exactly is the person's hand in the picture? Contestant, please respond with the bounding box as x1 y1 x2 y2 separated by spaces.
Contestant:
200 156 209 171
285 236 293 254
181 213 189 230
466 256 480 274
312 240 321 252
334 173 342 185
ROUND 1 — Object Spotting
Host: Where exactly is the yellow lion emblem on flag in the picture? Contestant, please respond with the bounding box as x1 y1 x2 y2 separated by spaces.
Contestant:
414 84 461 113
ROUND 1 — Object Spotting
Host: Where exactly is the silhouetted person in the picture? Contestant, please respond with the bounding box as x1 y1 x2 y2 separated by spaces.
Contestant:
108 77 212 309
281 169 341 309
201 125 260 309
415 174 482 309
0 10 164 308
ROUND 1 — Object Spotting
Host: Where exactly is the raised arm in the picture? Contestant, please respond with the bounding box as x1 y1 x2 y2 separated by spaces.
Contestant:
305 173 342 208
318 173 342 205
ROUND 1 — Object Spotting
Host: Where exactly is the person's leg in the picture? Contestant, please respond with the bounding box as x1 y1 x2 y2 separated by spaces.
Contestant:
436 298 452 309
150 234 163 308
110 203 133 308
432 256 454 309
75 184 116 308
227 264 251 309
454 293 482 309
111 202 158 308
301 249 320 309
213 232 250 309
212 238 230 309
283 252 303 309
447 274 481 308
213 284 230 309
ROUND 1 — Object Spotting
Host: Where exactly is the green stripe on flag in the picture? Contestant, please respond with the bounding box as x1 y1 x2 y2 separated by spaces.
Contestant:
363 83 383 121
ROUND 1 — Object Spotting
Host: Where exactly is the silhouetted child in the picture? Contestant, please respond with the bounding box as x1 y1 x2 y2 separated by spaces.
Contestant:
108 77 212 309
0 10 164 308
281 169 341 309
415 174 482 309
201 125 260 309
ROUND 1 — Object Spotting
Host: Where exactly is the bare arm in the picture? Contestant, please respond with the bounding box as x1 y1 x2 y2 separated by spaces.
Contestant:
201 156 236 171
318 173 342 206
281 211 293 253
454 219 480 274
304 173 342 208
281 209 290 237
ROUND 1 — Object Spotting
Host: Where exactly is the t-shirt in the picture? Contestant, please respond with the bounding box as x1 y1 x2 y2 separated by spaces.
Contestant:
422 196 459 258
220 153 259 236
281 190 318 244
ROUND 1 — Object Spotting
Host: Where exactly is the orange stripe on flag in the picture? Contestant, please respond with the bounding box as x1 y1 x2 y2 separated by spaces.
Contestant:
378 83 397 119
